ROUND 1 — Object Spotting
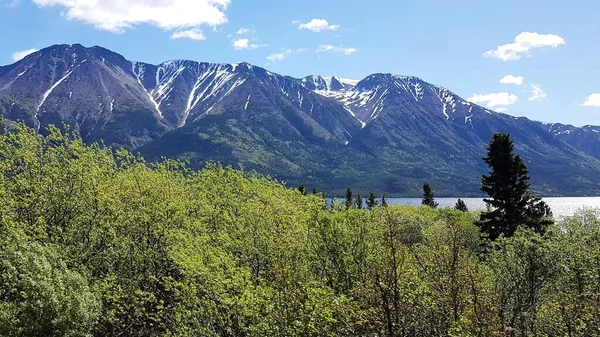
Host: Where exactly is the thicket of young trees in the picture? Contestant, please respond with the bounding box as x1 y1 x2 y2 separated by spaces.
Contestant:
1 125 599 337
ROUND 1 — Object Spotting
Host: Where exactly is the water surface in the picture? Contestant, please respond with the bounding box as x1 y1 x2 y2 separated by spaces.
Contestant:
384 197 600 219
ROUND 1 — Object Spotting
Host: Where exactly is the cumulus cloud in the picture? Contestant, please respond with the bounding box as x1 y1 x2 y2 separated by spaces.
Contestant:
32 0 230 35
500 75 524 86
316 44 358 55
267 49 292 62
12 48 38 62
170 28 206 41
233 38 263 50
467 92 519 109
529 84 547 101
484 32 565 61
583 93 600 107
296 18 339 32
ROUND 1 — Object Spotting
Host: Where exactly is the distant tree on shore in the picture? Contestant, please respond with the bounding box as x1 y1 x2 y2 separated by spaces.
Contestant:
355 195 363 209
422 182 439 208
345 187 353 210
478 133 553 240
381 194 388 207
455 199 468 212
298 183 306 195
367 190 378 209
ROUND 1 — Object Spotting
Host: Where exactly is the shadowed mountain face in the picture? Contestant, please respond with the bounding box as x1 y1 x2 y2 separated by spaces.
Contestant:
545 123 600 160
2 44 600 196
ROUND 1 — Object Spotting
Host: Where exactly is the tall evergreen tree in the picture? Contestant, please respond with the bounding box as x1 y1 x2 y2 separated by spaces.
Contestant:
355 195 363 209
478 133 553 240
0 115 5 134
422 182 438 208
297 183 306 195
367 190 378 210
455 199 468 212
381 194 388 207
345 187 353 210
312 187 317 195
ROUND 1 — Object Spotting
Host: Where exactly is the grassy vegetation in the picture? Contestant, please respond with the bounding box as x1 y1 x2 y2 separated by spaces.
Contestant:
1 124 600 336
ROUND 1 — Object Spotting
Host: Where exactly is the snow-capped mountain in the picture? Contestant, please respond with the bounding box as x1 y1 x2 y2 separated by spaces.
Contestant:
2 44 600 196
301 75 356 93
309 73 485 126
545 123 600 160
0 45 361 148
0 44 170 148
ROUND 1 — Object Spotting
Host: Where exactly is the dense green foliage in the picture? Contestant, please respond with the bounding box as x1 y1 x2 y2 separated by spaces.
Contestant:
1 125 600 336
479 134 553 240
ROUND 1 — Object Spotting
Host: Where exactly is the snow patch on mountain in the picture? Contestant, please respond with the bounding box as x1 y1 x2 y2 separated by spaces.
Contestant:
38 69 74 112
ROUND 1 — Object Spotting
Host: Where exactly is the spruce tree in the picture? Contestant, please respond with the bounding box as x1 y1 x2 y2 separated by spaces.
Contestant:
455 199 468 212
381 194 388 207
355 195 363 209
298 183 306 195
312 187 317 195
367 190 378 210
422 182 438 208
478 133 553 240
345 187 353 210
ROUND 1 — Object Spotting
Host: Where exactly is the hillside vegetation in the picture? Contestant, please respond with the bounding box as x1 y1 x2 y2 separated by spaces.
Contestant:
1 124 600 336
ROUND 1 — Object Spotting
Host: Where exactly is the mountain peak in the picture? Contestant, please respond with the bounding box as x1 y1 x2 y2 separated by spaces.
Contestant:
301 75 353 92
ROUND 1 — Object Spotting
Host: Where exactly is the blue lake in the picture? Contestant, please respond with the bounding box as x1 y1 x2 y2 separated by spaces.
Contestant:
383 197 600 219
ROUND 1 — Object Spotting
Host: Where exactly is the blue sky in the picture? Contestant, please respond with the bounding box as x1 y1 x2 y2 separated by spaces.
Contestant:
1 0 599 126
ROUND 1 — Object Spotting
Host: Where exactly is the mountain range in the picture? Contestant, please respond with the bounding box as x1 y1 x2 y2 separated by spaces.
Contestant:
1 44 600 196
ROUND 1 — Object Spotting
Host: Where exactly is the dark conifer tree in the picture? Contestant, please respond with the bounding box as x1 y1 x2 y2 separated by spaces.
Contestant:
312 187 317 195
367 190 378 210
381 194 388 207
355 195 363 209
298 183 306 195
345 187 353 210
478 133 553 240
455 199 468 212
422 182 439 208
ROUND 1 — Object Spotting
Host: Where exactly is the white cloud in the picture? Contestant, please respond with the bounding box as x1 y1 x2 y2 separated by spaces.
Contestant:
233 38 261 50
499 75 524 86
529 84 547 101
12 48 38 62
583 93 600 107
266 49 292 62
484 32 565 61
467 92 519 109
316 44 358 55
236 27 253 35
170 28 206 41
297 18 339 32
32 0 230 34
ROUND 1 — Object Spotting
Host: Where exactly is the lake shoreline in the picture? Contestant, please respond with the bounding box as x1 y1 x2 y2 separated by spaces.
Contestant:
327 197 600 219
